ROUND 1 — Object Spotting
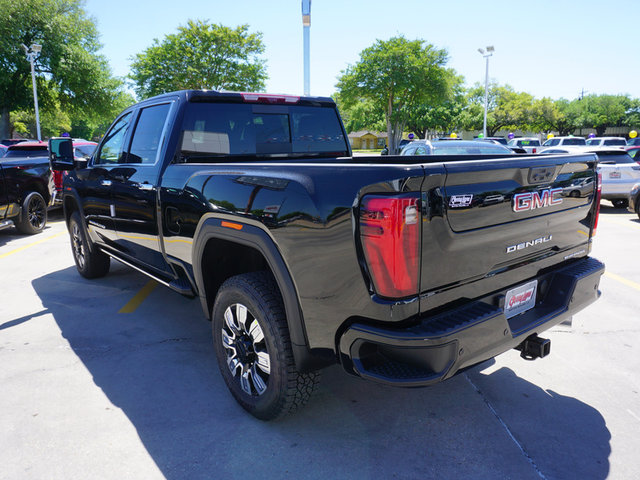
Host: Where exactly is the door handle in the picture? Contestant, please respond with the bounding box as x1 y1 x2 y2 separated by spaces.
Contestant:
101 180 112 186
137 183 155 191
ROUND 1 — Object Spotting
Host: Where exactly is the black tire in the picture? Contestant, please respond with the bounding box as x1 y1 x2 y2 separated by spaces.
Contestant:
15 192 47 234
68 211 110 279
212 272 319 420
612 199 628 209
569 190 580 198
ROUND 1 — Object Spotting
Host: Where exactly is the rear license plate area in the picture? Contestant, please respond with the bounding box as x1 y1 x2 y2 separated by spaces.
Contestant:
609 171 621 179
504 280 538 319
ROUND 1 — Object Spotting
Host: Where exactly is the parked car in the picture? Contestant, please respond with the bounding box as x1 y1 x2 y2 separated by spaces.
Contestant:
586 137 627 147
628 183 640 219
624 146 640 163
476 136 508 145
562 176 595 198
5 140 97 205
49 89 603 420
508 137 542 154
540 146 640 208
0 153 53 234
401 139 514 155
627 137 640 146
541 136 587 147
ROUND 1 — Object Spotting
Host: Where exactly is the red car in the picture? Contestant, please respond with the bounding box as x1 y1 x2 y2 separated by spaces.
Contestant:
4 140 97 205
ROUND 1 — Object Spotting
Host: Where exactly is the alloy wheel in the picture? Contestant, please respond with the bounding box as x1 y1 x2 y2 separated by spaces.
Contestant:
71 222 86 270
221 303 271 396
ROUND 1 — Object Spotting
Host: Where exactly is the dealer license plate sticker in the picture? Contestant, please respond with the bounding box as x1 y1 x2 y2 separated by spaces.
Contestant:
609 171 621 179
504 280 538 319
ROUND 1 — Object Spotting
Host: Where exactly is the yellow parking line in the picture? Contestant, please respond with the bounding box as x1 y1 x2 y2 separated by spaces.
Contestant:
605 272 640 292
118 280 157 313
0 231 66 259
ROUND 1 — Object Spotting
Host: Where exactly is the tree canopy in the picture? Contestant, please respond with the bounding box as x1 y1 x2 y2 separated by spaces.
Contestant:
129 20 268 99
0 0 130 139
336 36 452 154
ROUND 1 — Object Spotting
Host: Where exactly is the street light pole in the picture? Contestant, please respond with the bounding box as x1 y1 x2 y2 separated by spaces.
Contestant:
301 0 311 96
22 43 42 141
477 46 494 138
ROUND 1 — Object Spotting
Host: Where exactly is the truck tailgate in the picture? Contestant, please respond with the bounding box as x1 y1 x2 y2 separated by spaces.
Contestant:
420 154 597 295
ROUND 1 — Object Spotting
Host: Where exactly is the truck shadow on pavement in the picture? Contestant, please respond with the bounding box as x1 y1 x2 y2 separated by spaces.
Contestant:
32 266 610 480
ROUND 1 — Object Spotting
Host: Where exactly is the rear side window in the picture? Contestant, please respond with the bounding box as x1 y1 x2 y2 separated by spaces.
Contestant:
179 103 348 160
127 103 171 164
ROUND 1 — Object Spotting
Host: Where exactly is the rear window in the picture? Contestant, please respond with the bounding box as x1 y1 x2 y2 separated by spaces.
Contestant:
517 139 541 146
562 138 586 145
180 102 348 160
597 153 635 164
4 146 48 158
432 144 512 155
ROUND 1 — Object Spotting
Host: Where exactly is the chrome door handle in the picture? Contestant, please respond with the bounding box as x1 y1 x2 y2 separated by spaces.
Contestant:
100 180 112 186
137 183 155 191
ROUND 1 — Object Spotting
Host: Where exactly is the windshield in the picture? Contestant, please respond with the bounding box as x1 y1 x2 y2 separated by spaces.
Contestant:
180 102 349 160
562 138 586 146
602 139 626 146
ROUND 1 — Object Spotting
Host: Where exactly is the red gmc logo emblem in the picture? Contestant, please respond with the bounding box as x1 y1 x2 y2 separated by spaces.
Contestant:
513 188 562 212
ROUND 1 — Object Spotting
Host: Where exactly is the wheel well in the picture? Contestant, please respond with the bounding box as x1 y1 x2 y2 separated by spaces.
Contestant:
24 181 50 205
201 237 271 318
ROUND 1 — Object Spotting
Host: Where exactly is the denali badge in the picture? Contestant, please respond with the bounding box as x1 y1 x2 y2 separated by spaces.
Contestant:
506 235 552 253
513 188 562 212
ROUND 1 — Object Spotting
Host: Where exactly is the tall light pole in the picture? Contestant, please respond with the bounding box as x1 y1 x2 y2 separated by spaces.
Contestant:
477 45 494 138
301 0 311 96
22 43 42 141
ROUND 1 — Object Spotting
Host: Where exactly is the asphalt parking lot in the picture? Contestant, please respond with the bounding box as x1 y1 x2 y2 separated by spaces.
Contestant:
1 203 639 480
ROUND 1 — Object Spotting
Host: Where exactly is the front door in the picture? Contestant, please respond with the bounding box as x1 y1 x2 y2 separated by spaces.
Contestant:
110 102 173 274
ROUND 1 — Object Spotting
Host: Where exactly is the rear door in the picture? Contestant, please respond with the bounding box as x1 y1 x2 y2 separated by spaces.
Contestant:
420 154 597 294
110 101 174 274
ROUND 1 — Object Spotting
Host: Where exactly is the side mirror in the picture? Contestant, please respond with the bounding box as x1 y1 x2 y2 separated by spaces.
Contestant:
48 137 75 170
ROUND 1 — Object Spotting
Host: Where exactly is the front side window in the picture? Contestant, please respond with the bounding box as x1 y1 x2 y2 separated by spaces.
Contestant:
127 103 171 164
96 112 132 165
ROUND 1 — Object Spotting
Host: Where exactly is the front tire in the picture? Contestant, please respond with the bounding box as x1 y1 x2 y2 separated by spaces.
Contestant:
69 211 110 279
212 272 319 420
15 192 47 234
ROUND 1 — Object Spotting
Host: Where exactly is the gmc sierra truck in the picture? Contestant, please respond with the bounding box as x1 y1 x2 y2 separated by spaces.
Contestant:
49 90 604 420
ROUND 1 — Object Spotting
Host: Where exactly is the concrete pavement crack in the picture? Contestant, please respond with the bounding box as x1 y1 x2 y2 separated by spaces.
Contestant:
464 372 547 480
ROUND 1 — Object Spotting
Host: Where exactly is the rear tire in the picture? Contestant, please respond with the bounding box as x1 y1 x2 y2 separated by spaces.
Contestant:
15 192 47 234
612 199 628 209
212 271 319 420
69 211 110 278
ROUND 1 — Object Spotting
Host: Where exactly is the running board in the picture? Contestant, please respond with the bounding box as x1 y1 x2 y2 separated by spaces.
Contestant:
101 249 195 297
0 219 14 231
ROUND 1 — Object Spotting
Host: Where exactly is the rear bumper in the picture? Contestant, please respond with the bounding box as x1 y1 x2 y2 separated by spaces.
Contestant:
338 257 604 387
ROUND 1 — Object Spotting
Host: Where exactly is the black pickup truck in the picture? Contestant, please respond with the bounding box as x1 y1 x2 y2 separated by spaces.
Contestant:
49 90 604 420
1 148 52 234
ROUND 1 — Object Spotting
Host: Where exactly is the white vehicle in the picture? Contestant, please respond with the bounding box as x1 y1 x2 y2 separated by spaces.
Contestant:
540 146 640 208
541 136 586 147
507 137 542 153
585 137 627 147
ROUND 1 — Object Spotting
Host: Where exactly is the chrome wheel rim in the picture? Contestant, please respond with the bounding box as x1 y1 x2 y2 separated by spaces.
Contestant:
28 196 45 229
71 223 86 269
221 303 270 396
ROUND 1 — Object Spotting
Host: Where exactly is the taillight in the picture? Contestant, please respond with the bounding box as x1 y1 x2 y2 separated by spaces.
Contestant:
532 148 537 153
592 172 602 237
359 194 420 298
241 93 300 104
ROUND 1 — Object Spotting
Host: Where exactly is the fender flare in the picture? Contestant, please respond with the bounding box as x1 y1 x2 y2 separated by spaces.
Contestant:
192 214 315 371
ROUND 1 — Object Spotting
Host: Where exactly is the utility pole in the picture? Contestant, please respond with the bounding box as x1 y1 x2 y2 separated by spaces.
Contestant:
301 0 311 96
477 46 494 138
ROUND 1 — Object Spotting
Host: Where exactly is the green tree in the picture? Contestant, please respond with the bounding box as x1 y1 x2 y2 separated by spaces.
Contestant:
336 36 451 154
334 94 385 133
406 73 466 138
462 83 535 136
0 0 128 139
531 97 579 136
576 94 629 136
129 20 267 99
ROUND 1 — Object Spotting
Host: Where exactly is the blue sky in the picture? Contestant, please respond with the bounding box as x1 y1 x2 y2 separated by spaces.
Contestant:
85 0 639 100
